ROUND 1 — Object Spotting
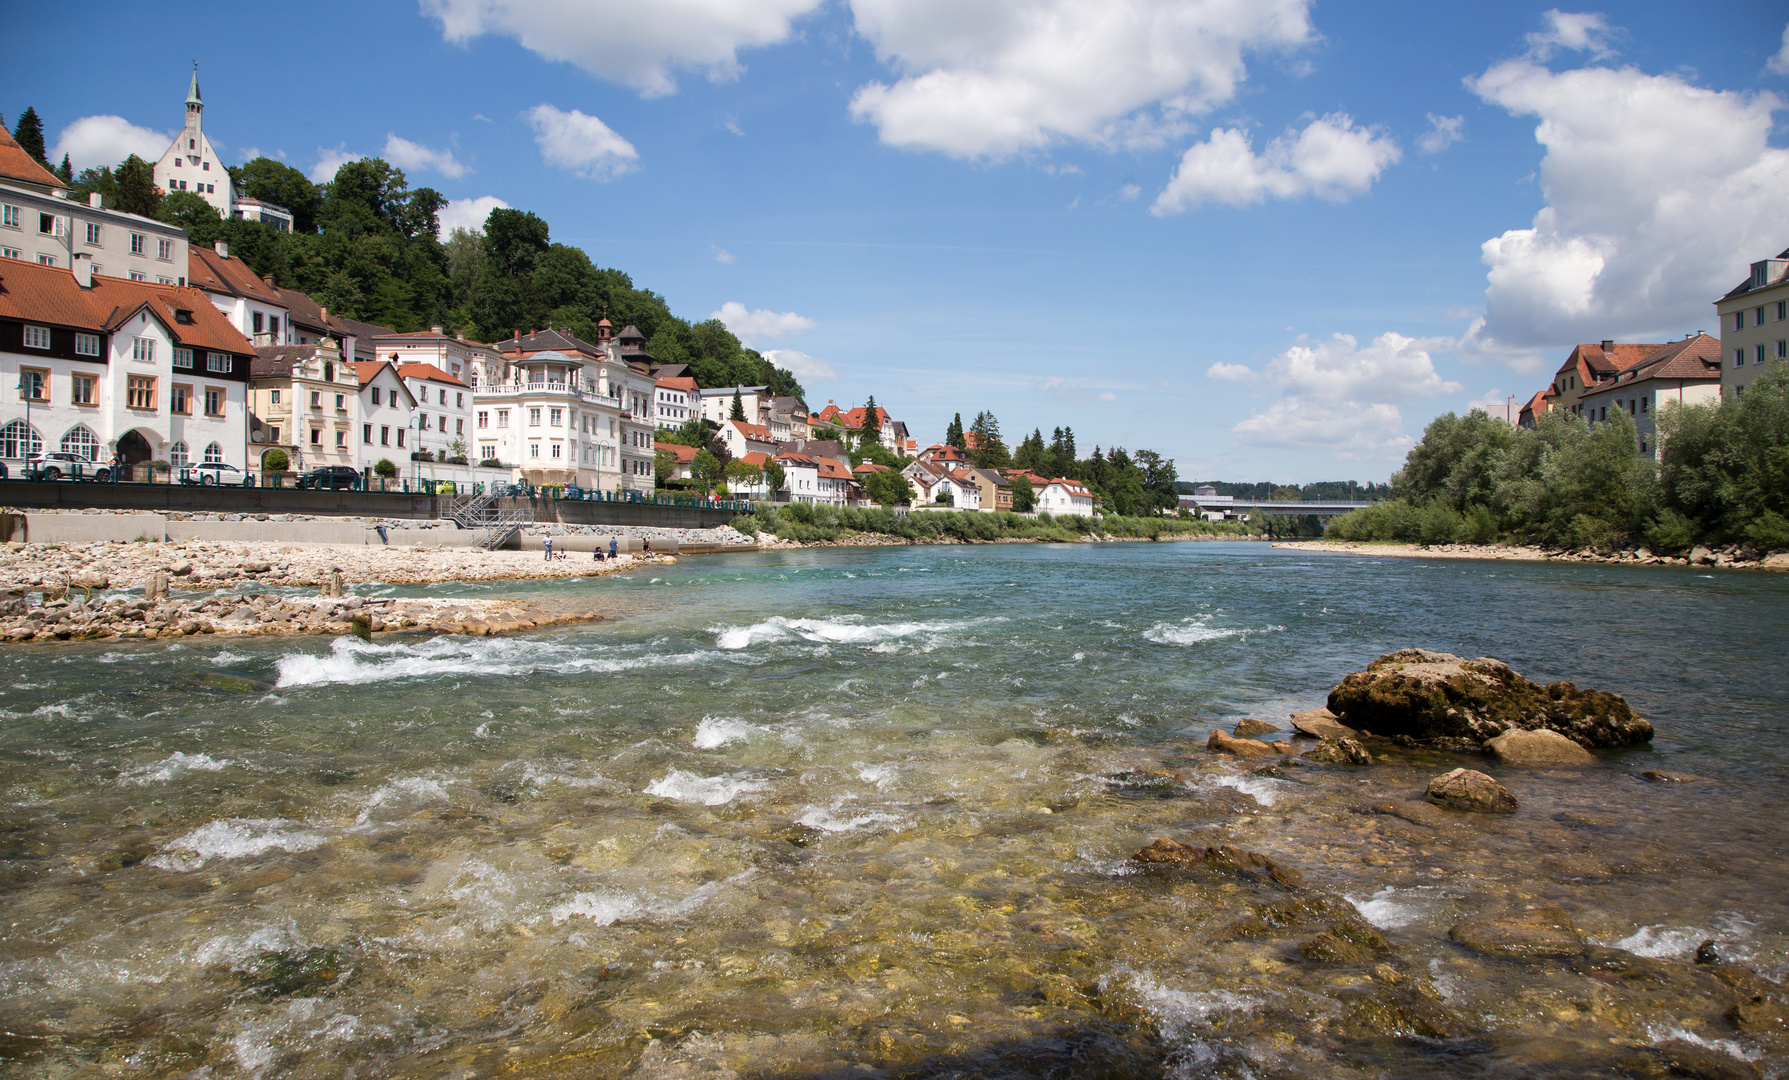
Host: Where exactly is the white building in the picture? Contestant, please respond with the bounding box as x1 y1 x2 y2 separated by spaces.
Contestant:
353 361 416 471
374 327 502 387
1578 334 1723 459
1717 249 1789 400
655 373 698 429
718 418 777 459
1036 477 1095 515
188 242 290 345
902 460 981 509
0 258 253 473
2 127 190 283
700 385 768 427
151 66 292 231
248 341 364 472
475 325 658 490
398 362 472 461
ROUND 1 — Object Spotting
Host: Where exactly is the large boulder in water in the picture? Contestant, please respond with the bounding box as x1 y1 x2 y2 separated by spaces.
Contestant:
1326 649 1651 750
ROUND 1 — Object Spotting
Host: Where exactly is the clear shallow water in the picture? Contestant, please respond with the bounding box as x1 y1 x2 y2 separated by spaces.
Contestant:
2 541 1786 1078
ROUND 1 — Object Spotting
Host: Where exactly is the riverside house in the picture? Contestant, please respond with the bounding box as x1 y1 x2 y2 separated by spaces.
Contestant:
1717 248 1789 400
1577 334 1723 458
0 257 252 472
0 128 190 283
249 341 365 473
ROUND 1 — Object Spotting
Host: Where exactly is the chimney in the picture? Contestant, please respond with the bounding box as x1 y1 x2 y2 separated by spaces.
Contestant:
430 324 444 335
214 240 229 258
87 192 103 209
71 253 94 289
319 307 329 320
264 274 276 287
1601 340 1614 352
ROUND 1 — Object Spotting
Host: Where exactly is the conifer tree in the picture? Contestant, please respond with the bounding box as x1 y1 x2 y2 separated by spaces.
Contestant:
730 388 746 421
862 395 881 441
945 413 965 449
55 154 71 184
12 107 47 165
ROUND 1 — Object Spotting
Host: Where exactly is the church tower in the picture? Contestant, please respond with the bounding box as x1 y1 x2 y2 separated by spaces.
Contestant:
152 63 234 219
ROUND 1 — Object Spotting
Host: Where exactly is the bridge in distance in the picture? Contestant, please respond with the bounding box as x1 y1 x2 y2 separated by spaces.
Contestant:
1178 495 1373 518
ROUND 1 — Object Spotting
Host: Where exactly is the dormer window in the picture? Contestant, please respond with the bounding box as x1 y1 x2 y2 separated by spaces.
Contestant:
1756 262 1770 289
174 309 194 325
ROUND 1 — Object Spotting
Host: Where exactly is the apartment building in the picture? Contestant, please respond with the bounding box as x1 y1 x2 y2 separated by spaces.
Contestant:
353 361 416 470
188 242 290 345
248 341 364 471
1 128 189 283
1578 334 1723 458
1716 249 1789 400
398 362 472 461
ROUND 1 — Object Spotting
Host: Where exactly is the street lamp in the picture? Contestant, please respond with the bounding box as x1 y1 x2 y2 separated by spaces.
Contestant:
17 373 36 476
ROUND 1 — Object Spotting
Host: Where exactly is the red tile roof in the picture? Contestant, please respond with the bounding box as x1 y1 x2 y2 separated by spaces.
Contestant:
732 419 774 442
656 375 699 392
659 442 700 463
1599 334 1724 386
352 360 416 404
739 450 772 467
188 247 284 304
0 127 62 190
854 461 891 474
0 258 253 356
817 457 854 480
395 361 468 387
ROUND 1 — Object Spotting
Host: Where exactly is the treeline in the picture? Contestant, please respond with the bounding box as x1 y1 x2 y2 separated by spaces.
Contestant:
1325 364 1789 551
731 502 1254 544
1173 480 1390 501
1 109 804 399
927 412 1180 516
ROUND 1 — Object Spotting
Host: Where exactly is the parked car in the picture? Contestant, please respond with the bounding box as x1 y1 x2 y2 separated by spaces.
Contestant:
28 452 111 482
179 462 243 486
296 465 363 491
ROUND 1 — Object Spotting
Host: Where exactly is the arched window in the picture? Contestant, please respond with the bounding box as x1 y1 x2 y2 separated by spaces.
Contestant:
60 425 100 462
168 441 189 469
203 442 224 464
0 420 41 460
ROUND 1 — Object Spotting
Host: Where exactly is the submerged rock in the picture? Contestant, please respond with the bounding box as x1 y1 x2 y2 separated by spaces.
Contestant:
1448 907 1585 958
1425 768 1518 814
1299 919 1391 964
1326 648 1652 749
1207 729 1283 757
1639 769 1701 783
1233 717 1280 737
1485 727 1595 768
1618 1039 1761 1080
1288 707 1356 740
1301 736 1373 765
1132 837 1304 888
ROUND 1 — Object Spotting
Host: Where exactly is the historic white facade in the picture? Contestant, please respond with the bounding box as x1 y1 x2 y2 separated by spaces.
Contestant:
152 68 234 217
353 361 415 472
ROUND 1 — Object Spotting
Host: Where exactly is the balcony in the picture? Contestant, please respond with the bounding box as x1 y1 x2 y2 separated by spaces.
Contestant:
474 382 622 408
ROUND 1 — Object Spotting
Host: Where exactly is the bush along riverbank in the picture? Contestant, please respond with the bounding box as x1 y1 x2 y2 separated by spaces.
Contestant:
1323 364 1789 559
729 502 1257 544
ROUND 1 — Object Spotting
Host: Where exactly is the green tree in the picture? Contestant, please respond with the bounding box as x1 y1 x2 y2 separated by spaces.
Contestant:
374 458 398 478
725 457 763 493
764 458 786 497
862 468 914 507
112 155 162 217
694 449 724 494
12 107 46 166
730 389 746 421
1657 362 1789 548
260 448 289 472
1009 473 1036 513
55 154 71 185
862 396 882 442
945 413 965 449
654 448 678 487
232 157 322 233
1014 428 1046 471
968 410 1010 469
156 190 224 244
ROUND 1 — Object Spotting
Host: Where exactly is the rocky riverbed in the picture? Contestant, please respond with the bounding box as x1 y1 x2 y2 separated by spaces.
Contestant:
1290 539 1789 570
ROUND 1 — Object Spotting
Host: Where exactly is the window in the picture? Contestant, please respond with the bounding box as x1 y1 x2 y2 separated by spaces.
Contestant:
497 409 509 428
38 213 56 235
439 414 446 432
1778 301 1787 321
455 418 463 435
1736 349 1746 369
129 271 145 282
130 232 145 255
551 443 562 459
36 254 55 267
1758 344 1768 365
73 333 100 356
335 430 346 448
371 387 382 405
2 248 18 260
363 423 372 443
158 238 173 261
71 374 95 405
1736 312 1747 332
530 443 540 458
1757 307 1766 327
127 376 155 410
18 369 46 401
168 441 189 469
132 337 156 363
311 390 321 408
206 352 230 373
85 222 102 245
419 414 430 431
381 426 390 445
1 205 17 228
480 443 495 460
396 429 405 448
456 393 464 408
204 387 223 416
172 347 193 369
268 426 280 443
170 385 191 414
310 428 321 445
529 408 542 427
335 393 345 411
269 316 279 339
203 442 223 464
1779 340 1787 359
1 419 41 459
550 407 562 426
1641 397 1649 414
270 388 281 404
477 410 489 429
22 325 50 350
253 313 264 334
202 161 210 172
60 425 99 461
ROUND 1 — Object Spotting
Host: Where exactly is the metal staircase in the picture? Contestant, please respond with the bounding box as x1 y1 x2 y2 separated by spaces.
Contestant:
447 491 533 550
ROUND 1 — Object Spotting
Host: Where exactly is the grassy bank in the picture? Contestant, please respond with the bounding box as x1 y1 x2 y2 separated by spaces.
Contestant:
730 502 1255 544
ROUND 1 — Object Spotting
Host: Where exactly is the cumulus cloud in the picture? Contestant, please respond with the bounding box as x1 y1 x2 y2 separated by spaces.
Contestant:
1525 9 1616 60
1769 23 1789 76
1152 113 1399 214
847 0 1313 158
423 0 822 97
712 245 737 264
309 146 364 183
1230 332 1460 459
1205 362 1253 381
762 348 836 382
384 134 469 178
526 105 639 179
1096 391 1117 402
51 116 172 173
1461 59 1789 367
438 195 510 235
1417 113 1464 154
711 301 815 344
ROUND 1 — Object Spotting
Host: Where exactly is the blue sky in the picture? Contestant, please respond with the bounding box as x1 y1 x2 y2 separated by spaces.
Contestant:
9 1 1789 482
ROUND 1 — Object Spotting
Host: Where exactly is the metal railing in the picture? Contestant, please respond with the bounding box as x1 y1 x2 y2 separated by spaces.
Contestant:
447 488 534 549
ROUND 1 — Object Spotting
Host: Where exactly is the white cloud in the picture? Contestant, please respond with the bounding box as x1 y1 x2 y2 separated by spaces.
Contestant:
1096 391 1117 402
309 146 364 183
1525 10 1616 60
1205 362 1253 382
847 0 1313 158
711 301 815 344
762 348 836 382
1118 182 1141 201
1461 59 1789 366
1417 113 1464 154
423 0 823 97
51 116 172 173
1152 113 1400 214
1231 331 1460 459
383 134 469 179
1769 23 1789 76
438 195 510 236
526 105 639 179
712 245 736 264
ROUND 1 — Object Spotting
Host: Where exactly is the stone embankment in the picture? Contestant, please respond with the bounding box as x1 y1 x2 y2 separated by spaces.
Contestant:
1288 539 1789 570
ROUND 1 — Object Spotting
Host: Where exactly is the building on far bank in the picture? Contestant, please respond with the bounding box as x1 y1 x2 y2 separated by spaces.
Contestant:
151 66 292 231
1716 248 1789 400
249 341 363 473
1 128 189 283
1578 334 1723 458
965 467 1012 513
1540 340 1662 419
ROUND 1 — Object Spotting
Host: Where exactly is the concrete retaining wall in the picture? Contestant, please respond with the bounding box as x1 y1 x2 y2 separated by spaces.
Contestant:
501 498 740 530
0 480 441 519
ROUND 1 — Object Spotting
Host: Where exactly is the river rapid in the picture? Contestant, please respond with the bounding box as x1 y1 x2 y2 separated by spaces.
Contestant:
2 541 1786 1079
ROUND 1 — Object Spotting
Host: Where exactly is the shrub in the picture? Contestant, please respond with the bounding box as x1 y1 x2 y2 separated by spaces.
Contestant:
374 458 399 478
260 448 289 472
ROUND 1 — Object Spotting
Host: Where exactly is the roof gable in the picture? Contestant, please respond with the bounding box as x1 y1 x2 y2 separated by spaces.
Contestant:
0 127 62 190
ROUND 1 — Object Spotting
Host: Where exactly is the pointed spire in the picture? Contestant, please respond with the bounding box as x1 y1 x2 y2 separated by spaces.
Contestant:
186 62 202 108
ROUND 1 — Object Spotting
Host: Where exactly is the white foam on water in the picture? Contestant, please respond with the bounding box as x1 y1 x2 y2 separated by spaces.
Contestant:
711 614 997 651
693 715 759 749
644 768 770 805
192 920 308 968
1348 887 1422 929
856 764 897 789
796 805 901 833
549 891 643 926
1143 616 1280 646
1103 968 1255 1041
209 650 252 666
1613 924 1710 959
1208 774 1285 807
274 633 715 688
147 818 327 871
1645 1025 1761 1064
119 751 233 786
355 776 450 824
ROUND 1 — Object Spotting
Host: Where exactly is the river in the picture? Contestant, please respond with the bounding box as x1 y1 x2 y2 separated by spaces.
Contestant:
2 541 1785 1078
